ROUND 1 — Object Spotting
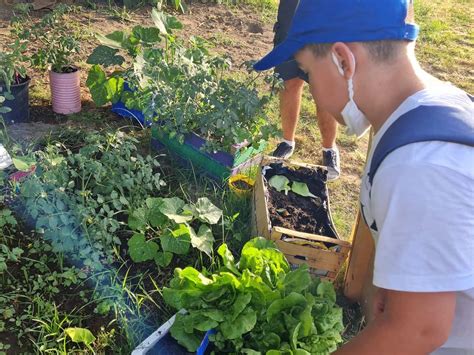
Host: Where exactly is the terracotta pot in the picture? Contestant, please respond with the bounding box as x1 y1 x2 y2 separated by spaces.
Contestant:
49 67 81 115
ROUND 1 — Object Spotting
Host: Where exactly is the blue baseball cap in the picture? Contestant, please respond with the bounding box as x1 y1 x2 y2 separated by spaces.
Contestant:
254 0 419 71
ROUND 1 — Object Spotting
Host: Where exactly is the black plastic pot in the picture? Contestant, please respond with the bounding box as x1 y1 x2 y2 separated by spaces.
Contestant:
0 77 30 124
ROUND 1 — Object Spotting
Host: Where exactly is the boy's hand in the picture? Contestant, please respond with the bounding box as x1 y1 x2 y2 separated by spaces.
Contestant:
334 290 456 355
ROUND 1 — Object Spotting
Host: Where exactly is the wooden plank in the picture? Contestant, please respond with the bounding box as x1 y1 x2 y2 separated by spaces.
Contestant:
285 255 341 275
274 240 345 273
343 211 376 302
273 226 352 248
262 156 328 172
343 132 377 318
253 165 271 239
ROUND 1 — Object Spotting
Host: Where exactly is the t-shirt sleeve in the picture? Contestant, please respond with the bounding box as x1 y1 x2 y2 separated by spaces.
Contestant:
370 162 474 292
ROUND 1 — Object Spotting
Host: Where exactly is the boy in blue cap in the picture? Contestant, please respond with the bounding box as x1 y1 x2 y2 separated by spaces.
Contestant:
255 1 474 354
271 0 341 180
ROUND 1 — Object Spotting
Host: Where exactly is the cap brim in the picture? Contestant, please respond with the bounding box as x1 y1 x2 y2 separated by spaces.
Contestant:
254 38 305 71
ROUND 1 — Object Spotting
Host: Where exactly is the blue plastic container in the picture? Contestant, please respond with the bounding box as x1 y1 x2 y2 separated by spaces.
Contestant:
131 312 214 355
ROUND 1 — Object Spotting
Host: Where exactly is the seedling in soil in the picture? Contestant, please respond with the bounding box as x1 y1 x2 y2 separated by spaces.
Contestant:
268 175 317 198
264 163 337 237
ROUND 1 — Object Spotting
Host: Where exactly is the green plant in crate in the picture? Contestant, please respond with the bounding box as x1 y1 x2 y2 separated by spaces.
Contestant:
163 237 344 354
127 196 222 267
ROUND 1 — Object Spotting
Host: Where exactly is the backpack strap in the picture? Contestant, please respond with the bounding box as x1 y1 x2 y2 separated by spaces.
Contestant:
363 98 473 232
368 103 474 186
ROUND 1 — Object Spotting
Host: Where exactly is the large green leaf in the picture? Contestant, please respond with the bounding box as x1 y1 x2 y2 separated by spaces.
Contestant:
12 156 35 172
87 45 125 66
217 243 240 275
97 31 127 49
128 207 147 231
159 197 193 224
316 282 336 303
279 264 311 295
65 327 96 346
86 65 108 106
291 182 317 198
145 197 168 228
220 307 257 340
229 292 252 321
160 224 190 255
267 293 307 323
170 313 203 352
268 175 290 194
151 9 183 35
193 197 222 225
128 233 159 262
154 251 173 267
132 25 161 43
189 225 214 257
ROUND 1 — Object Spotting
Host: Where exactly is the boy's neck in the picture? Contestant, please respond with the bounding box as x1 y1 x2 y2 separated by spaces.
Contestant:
360 55 430 133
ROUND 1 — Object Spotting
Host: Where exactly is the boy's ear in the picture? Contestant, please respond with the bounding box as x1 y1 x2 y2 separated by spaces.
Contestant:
332 42 356 79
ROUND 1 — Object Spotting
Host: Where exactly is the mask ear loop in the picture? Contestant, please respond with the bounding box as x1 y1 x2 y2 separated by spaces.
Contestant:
331 53 344 76
332 52 357 100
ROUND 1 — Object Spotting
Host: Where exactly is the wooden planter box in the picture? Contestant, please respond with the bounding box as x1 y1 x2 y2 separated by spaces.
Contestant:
252 156 351 282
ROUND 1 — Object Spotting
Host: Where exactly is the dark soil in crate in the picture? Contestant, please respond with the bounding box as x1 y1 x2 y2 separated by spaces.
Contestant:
264 163 338 238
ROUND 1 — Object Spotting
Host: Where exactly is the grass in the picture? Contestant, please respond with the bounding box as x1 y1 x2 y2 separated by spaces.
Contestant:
415 0 473 92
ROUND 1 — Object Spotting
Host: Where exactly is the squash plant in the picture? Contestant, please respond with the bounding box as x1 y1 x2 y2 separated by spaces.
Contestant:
86 9 279 153
127 196 222 267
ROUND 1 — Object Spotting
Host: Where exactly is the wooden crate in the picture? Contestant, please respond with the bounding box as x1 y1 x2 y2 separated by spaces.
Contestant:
252 156 352 282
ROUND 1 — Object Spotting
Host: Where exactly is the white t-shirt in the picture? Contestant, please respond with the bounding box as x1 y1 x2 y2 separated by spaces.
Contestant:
360 84 474 354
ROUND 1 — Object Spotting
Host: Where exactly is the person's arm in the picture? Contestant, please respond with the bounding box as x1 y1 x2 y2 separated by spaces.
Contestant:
334 289 456 355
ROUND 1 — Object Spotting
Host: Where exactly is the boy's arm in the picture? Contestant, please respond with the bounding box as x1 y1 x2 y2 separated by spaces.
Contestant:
334 289 456 355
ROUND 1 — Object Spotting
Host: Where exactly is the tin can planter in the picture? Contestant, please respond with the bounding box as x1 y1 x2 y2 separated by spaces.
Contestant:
49 66 81 115
0 76 30 124
229 174 255 197
151 126 267 181
252 156 352 281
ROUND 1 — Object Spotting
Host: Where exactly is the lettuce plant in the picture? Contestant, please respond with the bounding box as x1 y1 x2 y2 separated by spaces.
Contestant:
163 238 344 354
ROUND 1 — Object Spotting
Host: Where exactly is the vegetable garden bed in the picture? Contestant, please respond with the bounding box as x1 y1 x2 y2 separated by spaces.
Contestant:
151 125 267 180
252 156 352 281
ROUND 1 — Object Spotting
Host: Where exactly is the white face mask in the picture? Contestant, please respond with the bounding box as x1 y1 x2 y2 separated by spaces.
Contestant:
331 52 371 138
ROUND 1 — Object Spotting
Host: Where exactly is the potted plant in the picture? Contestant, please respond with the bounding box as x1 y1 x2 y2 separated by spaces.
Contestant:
86 9 279 179
29 5 82 115
0 41 30 124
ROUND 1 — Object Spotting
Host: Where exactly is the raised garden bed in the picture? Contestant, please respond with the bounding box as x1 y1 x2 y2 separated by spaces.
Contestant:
151 126 266 181
111 96 266 181
252 156 352 281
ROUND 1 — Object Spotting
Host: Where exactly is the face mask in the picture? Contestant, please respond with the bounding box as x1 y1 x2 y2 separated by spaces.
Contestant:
331 52 371 138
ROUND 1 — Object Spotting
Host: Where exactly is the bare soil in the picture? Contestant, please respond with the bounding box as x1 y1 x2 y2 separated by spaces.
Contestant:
264 163 338 238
